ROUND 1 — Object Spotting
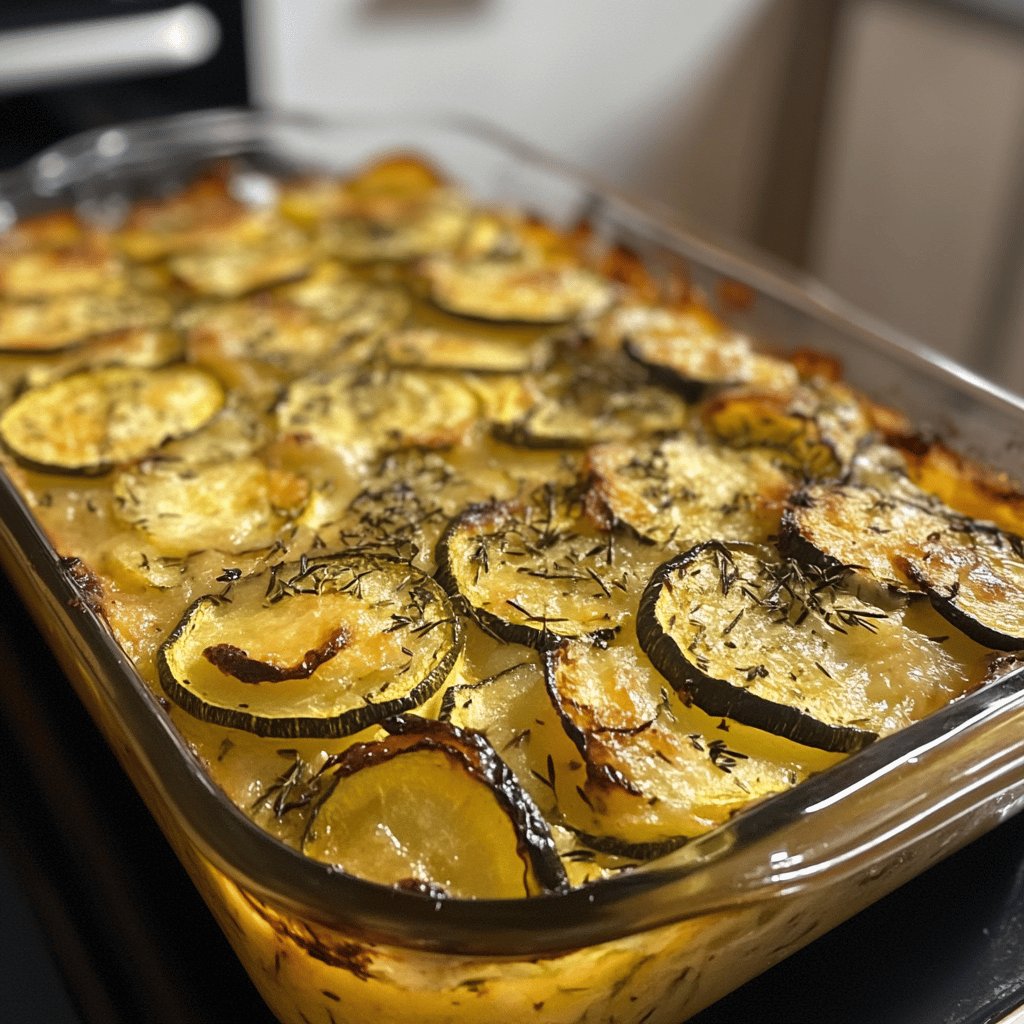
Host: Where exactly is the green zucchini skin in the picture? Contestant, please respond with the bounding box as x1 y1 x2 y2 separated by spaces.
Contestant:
636 542 877 754
563 828 689 862
157 552 463 739
382 714 570 894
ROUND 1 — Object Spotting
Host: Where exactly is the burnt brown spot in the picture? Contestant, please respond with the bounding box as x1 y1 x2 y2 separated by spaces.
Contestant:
202 626 349 684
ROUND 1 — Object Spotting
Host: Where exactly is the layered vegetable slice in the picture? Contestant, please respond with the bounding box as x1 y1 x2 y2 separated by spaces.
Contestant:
112 457 308 557
168 228 315 298
637 541 982 752
545 640 802 853
282 155 470 262
891 433 1024 536
0 364 224 474
382 327 551 374
310 449 470 566
420 255 614 323
183 275 409 374
436 484 661 649
115 171 271 260
587 435 792 546
319 195 470 263
280 155 452 224
780 482 958 596
12 328 182 394
703 382 871 480
904 528 1024 650
302 715 567 898
0 291 172 353
277 366 480 463
280 260 411 323
494 357 687 448
158 553 462 738
0 232 125 299
593 304 798 398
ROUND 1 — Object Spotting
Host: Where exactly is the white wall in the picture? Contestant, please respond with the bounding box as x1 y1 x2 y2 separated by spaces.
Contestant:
247 0 796 240
248 0 1024 388
809 0 1024 372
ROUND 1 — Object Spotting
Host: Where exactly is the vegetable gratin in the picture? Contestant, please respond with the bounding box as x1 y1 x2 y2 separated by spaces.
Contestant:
2 151 1023 908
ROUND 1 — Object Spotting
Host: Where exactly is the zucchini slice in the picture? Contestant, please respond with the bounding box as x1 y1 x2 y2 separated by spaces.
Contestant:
277 366 480 463
0 291 172 354
183 280 409 375
780 483 957 596
544 640 801 850
494 358 687 448
594 305 798 398
168 229 315 298
703 383 871 480
436 485 661 649
280 157 450 224
420 256 614 324
115 173 270 261
310 449 469 567
319 196 470 263
904 528 1024 650
0 235 125 299
157 553 462 738
302 715 568 898
383 327 551 375
0 365 225 474
277 261 413 329
17 328 182 391
112 457 308 557
587 435 792 546
637 541 980 752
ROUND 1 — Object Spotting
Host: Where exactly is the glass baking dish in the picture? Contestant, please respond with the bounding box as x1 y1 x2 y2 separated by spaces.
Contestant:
1 108 1024 1024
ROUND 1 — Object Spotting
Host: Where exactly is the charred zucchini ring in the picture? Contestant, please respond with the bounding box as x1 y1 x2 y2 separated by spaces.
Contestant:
302 714 568 898
157 553 462 738
703 383 871 480
599 305 798 398
0 364 224 474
